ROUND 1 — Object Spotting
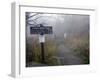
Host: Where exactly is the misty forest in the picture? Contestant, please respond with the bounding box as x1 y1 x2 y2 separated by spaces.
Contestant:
26 12 89 67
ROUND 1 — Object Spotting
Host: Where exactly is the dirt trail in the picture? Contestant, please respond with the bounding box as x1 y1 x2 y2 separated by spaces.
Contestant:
57 44 82 65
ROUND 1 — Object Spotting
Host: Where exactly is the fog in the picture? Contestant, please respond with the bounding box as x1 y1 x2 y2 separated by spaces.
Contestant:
26 12 90 66
26 12 89 39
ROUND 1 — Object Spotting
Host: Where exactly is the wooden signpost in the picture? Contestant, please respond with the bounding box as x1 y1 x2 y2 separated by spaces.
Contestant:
30 24 53 63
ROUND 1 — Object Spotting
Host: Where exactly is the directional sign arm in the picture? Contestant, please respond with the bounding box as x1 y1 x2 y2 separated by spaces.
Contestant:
30 26 53 35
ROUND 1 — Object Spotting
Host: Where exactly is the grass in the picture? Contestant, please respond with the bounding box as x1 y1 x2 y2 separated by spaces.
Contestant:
73 40 89 64
68 37 89 64
26 38 60 65
26 36 89 66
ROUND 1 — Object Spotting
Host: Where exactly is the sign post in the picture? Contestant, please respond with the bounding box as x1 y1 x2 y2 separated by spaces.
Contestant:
40 41 45 63
30 24 53 63
39 34 45 63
